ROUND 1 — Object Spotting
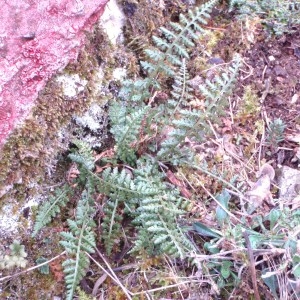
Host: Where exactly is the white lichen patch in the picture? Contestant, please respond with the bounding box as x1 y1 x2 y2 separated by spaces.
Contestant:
0 198 39 238
91 69 105 97
112 67 127 81
56 73 88 98
74 103 104 132
100 0 126 45
0 203 19 235
73 102 108 148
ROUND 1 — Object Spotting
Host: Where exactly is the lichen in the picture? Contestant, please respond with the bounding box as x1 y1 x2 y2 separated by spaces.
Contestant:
0 24 115 196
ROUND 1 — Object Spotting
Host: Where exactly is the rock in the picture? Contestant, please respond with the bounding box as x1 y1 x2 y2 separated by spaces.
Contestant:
276 166 300 208
0 0 109 149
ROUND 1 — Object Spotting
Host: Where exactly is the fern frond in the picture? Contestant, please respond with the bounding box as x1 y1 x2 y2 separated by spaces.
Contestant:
169 60 194 108
157 55 241 164
131 158 195 259
148 0 219 73
199 54 241 105
32 185 71 237
60 189 96 300
124 0 219 104
69 140 95 171
96 167 137 254
98 167 137 198
101 198 123 255
110 104 149 164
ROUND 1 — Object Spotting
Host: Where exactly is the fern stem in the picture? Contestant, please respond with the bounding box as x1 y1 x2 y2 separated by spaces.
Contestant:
108 198 119 239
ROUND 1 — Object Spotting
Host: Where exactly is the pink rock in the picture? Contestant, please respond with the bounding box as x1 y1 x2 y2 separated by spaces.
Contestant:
0 0 109 148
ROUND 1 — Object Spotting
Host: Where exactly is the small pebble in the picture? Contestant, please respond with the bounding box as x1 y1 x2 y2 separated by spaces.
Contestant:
268 55 275 62
291 93 299 104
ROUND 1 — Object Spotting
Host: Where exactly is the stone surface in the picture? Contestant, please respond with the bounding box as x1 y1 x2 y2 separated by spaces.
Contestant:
0 0 109 148
276 166 300 201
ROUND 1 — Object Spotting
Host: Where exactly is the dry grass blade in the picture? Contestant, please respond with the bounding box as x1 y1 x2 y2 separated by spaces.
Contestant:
87 250 133 300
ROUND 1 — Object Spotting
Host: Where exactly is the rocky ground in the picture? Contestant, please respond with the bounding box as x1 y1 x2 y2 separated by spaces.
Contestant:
0 1 300 299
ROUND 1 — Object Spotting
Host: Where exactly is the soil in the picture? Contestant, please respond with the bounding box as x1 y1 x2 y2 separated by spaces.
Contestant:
214 17 300 169
242 28 300 146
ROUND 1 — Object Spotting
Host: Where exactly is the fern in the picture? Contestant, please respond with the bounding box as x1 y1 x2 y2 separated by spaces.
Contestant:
131 158 195 258
32 185 71 237
116 0 219 106
266 118 286 150
98 167 138 254
110 104 149 164
99 167 137 198
60 188 96 300
169 59 194 108
101 198 123 255
109 0 220 166
31 2 245 298
157 55 241 164
69 139 95 172
144 0 219 80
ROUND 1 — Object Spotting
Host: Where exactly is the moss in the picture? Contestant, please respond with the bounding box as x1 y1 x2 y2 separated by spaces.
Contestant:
0 24 115 201
237 85 260 122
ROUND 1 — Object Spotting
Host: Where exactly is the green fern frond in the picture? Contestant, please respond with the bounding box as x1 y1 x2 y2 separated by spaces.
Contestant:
124 0 219 103
110 104 149 164
69 140 95 171
60 189 96 300
101 198 123 255
32 185 71 237
199 54 241 105
98 167 137 198
157 55 241 164
131 158 195 258
96 167 137 254
169 60 194 107
266 118 286 148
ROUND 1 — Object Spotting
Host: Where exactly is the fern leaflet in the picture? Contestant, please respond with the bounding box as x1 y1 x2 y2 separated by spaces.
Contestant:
131 158 195 258
32 185 71 237
60 189 96 300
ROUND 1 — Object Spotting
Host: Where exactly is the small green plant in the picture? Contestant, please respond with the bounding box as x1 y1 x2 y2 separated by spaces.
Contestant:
266 118 286 152
32 185 72 237
35 257 50 274
0 240 28 269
